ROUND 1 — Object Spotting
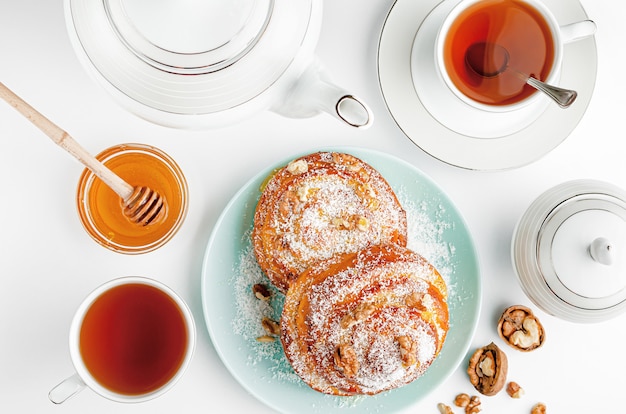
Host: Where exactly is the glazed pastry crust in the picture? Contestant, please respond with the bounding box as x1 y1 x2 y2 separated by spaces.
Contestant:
252 152 407 293
281 243 448 396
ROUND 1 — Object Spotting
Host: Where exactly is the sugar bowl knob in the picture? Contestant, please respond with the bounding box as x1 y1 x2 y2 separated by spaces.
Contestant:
589 237 614 266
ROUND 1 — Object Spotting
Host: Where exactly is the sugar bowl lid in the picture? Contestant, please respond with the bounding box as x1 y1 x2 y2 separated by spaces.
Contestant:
512 180 626 323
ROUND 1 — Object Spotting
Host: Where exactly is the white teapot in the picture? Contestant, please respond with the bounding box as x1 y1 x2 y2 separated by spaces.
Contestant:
65 0 372 129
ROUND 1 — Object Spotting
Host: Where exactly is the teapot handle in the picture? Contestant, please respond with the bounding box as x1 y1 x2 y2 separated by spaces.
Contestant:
272 59 372 128
334 95 372 128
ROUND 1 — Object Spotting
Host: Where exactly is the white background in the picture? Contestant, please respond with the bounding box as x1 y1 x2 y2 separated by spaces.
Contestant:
1 0 625 413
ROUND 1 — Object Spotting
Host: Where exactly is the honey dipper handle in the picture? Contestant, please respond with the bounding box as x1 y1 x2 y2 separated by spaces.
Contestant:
0 82 134 200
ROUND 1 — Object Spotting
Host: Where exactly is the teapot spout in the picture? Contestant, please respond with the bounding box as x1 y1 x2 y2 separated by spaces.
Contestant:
272 59 372 128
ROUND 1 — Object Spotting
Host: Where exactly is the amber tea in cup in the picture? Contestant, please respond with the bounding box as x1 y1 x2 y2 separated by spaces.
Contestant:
76 143 188 254
80 283 188 395
49 277 196 403
442 0 556 106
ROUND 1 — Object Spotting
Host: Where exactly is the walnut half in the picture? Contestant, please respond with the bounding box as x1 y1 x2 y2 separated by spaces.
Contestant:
334 344 360 378
397 335 418 368
467 342 508 396
498 305 545 352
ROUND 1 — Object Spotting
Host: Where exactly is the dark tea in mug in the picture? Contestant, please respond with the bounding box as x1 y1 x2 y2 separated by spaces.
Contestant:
79 283 189 395
443 0 555 106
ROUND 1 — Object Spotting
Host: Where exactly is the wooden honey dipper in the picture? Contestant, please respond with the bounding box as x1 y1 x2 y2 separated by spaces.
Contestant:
0 82 166 226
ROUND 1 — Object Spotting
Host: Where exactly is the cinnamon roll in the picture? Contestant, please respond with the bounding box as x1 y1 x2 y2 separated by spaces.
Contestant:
281 243 449 396
252 152 407 293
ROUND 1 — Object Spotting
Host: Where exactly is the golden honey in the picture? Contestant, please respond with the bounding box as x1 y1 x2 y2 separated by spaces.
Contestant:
76 144 188 254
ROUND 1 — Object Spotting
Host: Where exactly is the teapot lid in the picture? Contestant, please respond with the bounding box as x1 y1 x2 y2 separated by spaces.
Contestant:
512 180 626 323
65 0 318 123
104 0 274 74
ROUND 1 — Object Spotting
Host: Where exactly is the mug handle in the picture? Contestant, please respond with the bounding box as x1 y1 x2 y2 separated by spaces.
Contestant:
560 20 597 44
48 373 86 404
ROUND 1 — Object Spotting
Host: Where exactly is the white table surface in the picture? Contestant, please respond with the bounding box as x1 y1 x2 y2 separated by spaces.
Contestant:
1 1 625 413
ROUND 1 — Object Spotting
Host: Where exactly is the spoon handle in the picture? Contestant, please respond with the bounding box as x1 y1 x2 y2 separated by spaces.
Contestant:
525 77 578 109
0 82 134 200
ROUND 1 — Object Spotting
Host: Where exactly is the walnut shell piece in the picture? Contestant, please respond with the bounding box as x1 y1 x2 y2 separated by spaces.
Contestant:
467 342 508 396
498 305 545 352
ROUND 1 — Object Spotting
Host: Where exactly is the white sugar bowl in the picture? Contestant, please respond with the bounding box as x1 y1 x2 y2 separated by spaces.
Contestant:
512 180 626 323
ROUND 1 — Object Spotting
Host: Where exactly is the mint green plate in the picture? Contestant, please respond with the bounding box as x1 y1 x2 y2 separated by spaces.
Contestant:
201 147 481 414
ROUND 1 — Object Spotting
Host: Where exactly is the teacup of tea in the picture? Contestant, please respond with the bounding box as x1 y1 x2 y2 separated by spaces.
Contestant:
49 277 196 404
435 0 596 111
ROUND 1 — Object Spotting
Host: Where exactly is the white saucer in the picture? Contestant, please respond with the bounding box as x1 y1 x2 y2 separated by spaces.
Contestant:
378 0 597 170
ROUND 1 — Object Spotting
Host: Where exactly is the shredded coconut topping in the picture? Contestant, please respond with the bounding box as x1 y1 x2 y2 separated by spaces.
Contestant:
252 152 407 292
281 244 446 395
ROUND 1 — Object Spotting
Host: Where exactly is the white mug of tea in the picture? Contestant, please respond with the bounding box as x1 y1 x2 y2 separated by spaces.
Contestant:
48 277 196 404
435 0 596 111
